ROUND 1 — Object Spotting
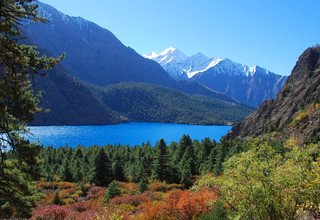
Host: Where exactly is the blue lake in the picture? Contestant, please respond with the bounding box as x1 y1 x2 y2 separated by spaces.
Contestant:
27 123 231 147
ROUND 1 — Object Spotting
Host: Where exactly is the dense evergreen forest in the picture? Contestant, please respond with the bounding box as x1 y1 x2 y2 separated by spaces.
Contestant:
39 135 234 186
90 82 253 125
35 135 320 219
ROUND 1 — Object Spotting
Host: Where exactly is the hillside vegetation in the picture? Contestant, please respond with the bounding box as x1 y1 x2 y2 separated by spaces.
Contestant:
91 82 253 125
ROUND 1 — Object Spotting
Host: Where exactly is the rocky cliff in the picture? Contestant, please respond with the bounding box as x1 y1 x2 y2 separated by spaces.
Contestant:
227 46 320 143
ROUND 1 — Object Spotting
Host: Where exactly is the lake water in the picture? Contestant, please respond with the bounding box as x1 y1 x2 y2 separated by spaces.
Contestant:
27 123 231 147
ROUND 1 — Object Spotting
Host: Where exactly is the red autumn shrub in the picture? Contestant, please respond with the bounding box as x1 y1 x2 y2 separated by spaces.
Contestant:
70 202 89 212
149 181 182 192
86 186 104 199
136 201 167 220
37 182 74 190
60 188 76 199
119 182 137 193
110 193 151 206
31 205 74 220
165 189 217 220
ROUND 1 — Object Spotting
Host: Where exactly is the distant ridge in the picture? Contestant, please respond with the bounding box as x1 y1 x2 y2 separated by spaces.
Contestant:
145 47 287 107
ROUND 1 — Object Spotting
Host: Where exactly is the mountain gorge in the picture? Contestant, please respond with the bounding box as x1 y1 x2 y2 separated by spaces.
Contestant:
145 48 287 107
227 46 320 143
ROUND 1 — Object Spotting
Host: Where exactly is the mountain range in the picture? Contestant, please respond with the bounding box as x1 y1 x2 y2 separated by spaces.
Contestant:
24 2 233 102
227 46 320 144
144 48 288 107
22 2 254 125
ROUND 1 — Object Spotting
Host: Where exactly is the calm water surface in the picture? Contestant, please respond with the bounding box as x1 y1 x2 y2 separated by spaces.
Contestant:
27 123 231 147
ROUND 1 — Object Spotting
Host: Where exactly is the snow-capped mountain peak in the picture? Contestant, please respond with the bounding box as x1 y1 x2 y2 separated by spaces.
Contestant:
143 47 187 66
144 47 277 80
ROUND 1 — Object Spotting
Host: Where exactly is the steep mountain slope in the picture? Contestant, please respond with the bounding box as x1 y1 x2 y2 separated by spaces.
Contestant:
31 65 120 125
192 61 287 107
145 48 287 107
23 2 233 102
227 46 320 143
91 82 254 125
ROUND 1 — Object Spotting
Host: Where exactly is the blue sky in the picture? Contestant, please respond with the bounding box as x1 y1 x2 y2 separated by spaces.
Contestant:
40 0 320 75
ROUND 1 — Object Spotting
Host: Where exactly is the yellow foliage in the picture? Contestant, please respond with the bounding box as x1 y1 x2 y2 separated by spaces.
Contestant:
285 137 300 148
291 111 309 126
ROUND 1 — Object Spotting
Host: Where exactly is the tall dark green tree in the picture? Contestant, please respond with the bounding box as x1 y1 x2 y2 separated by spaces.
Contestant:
72 159 84 182
138 176 149 193
92 148 112 186
151 139 168 181
180 157 193 188
62 159 73 182
177 135 193 160
111 152 125 181
0 0 61 218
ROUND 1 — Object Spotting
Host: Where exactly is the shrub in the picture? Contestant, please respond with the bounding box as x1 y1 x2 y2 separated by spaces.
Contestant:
110 193 150 207
104 181 121 203
52 192 64 205
31 205 74 220
291 111 309 126
149 181 181 192
198 202 228 220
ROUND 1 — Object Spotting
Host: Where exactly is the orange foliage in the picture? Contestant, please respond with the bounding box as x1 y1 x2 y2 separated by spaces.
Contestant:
135 201 168 220
110 192 161 207
134 188 217 220
37 181 75 190
119 182 137 193
149 181 182 192
165 189 217 220
33 181 218 220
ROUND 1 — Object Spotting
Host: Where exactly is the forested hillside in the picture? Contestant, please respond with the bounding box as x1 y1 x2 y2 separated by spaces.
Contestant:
91 82 253 125
32 65 120 125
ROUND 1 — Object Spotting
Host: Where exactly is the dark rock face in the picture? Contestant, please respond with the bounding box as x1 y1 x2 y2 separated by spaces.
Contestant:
227 46 320 143
31 66 119 125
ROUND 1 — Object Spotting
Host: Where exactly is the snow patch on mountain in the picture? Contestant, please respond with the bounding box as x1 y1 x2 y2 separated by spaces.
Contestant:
36 1 88 30
144 47 275 80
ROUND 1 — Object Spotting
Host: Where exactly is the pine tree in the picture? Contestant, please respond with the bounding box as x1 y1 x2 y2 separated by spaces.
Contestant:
92 148 112 186
0 1 62 217
151 139 168 181
138 176 148 193
180 157 193 188
62 160 73 182
200 148 216 174
177 135 193 160
112 152 125 181
104 181 121 203
168 142 181 183
73 159 84 182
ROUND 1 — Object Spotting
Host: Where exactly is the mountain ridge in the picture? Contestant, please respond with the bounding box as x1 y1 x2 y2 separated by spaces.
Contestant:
90 82 254 125
24 2 235 103
145 47 287 107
